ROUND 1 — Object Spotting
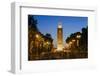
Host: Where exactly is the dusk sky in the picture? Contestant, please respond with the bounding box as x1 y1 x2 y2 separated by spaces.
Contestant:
32 15 88 47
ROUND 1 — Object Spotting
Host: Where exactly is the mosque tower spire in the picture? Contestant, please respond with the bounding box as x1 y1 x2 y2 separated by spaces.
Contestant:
57 22 63 51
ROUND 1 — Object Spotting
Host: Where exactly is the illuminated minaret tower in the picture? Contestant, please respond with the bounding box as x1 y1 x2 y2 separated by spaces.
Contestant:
57 22 63 51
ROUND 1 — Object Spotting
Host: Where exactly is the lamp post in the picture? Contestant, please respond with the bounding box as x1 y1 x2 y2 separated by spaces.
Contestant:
35 34 40 58
69 41 72 48
76 35 81 47
46 41 50 52
72 39 75 48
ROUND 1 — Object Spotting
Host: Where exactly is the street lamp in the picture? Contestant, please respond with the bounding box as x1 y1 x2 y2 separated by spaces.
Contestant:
76 35 81 47
36 34 39 38
46 41 49 44
72 39 75 42
35 34 40 57
76 35 81 39
69 41 72 44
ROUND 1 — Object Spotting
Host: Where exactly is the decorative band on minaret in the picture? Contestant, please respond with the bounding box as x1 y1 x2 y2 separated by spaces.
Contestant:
57 22 63 51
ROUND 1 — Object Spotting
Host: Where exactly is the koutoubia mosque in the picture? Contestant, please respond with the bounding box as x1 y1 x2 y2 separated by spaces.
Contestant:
57 22 63 51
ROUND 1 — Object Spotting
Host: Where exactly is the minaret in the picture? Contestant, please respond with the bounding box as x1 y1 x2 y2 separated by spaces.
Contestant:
57 22 63 51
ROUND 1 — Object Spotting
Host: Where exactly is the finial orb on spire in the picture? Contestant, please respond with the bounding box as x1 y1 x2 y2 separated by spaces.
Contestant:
58 22 62 28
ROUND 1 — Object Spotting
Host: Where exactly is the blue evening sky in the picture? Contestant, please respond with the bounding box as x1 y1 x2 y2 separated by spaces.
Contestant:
33 15 88 47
